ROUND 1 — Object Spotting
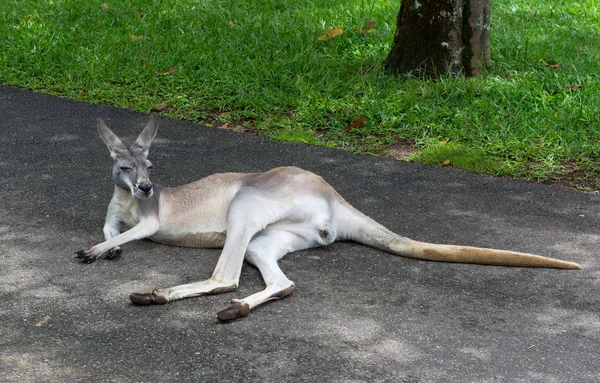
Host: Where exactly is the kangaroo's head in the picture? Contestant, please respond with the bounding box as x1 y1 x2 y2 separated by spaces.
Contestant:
97 114 158 199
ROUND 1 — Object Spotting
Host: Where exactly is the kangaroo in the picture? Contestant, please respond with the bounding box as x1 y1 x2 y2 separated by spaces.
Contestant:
76 114 582 321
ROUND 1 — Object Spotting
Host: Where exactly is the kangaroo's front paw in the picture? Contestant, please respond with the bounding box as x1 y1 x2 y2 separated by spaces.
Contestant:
75 249 97 264
105 246 122 260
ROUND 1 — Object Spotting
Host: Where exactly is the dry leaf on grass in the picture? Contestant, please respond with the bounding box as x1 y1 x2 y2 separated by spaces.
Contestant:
539 58 562 69
354 20 376 35
318 27 343 41
353 28 375 35
343 116 365 132
151 104 168 112
155 66 178 76
551 83 582 95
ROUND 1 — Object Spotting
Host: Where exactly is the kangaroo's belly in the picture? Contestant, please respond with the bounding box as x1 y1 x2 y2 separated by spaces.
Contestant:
149 174 243 248
149 231 226 248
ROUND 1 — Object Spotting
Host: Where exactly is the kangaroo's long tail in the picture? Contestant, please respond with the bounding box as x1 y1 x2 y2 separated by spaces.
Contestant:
334 201 582 270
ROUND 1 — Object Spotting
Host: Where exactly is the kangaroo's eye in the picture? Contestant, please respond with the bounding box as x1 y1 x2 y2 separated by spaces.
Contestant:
120 166 132 172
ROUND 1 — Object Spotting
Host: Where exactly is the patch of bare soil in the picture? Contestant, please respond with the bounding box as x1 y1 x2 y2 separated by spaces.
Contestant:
202 111 262 135
547 162 600 192
385 139 420 161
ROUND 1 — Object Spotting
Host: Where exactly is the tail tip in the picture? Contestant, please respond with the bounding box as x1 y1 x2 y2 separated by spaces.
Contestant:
565 262 583 270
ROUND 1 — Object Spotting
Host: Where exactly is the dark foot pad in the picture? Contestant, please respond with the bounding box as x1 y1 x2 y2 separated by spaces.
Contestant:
106 247 122 260
75 250 96 264
130 290 168 305
217 302 251 322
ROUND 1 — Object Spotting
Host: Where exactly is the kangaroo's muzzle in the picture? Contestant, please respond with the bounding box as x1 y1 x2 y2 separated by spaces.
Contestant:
134 181 153 198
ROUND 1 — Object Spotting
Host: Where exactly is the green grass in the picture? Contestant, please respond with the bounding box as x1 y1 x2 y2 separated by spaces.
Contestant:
1 0 600 188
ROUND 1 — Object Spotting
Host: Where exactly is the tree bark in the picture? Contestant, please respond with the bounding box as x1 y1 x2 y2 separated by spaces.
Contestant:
384 0 491 78
462 0 491 76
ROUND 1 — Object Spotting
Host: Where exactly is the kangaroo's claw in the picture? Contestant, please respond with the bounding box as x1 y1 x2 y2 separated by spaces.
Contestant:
75 250 96 264
105 247 122 259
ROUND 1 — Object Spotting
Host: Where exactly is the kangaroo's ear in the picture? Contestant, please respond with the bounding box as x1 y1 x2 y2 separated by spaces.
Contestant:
97 118 128 159
133 113 158 157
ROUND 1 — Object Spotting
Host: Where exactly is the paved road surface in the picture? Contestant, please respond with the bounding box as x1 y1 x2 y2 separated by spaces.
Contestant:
1 85 599 382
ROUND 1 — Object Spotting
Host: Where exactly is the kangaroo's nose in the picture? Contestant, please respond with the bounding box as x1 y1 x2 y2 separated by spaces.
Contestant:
138 182 152 194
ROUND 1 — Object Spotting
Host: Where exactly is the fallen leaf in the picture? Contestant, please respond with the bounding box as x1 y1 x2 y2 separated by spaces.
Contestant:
133 11 144 18
353 28 375 35
229 20 237 28
265 118 272 126
443 159 451 166
539 58 561 69
218 122 230 129
101 3 109 9
535 139 541 147
234 125 245 132
318 27 343 41
354 21 376 34
155 66 178 76
503 110 516 119
130 35 143 41
551 83 582 95
439 139 449 145
573 45 584 50
217 112 231 118
151 104 168 112
143 60 152 67
343 116 365 132
35 315 51 327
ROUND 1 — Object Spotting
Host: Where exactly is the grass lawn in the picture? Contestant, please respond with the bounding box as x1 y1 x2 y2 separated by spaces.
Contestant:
1 0 599 189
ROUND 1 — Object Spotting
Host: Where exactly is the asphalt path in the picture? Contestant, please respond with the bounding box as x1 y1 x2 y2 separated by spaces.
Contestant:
1 85 599 382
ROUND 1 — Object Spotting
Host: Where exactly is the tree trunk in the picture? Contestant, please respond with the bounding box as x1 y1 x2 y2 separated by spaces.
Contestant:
462 0 491 76
384 0 491 78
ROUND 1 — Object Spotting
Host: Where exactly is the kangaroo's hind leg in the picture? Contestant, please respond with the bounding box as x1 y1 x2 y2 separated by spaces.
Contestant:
216 229 312 321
